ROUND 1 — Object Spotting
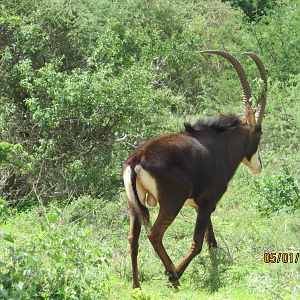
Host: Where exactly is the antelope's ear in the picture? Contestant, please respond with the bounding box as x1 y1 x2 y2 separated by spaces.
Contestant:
244 102 256 129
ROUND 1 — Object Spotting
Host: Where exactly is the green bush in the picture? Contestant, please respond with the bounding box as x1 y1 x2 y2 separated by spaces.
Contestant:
0 198 14 221
0 0 252 203
130 288 152 300
250 0 300 80
1 1 300 298
222 0 274 20
253 168 300 215
0 206 112 299
1 0 300 209
0 142 32 202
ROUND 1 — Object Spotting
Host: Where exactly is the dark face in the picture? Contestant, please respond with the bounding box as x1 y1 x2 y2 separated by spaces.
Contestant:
242 124 262 175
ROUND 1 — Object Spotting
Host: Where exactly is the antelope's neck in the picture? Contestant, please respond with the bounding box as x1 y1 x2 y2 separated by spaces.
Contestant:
221 127 249 180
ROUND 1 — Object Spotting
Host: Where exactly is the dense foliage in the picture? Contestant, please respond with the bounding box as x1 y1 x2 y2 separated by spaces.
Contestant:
1 0 299 204
223 0 272 20
0 0 299 298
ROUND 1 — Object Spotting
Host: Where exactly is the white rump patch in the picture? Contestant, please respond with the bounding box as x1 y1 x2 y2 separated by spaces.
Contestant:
123 166 137 209
242 150 262 175
135 165 158 207
123 165 158 210
125 165 198 210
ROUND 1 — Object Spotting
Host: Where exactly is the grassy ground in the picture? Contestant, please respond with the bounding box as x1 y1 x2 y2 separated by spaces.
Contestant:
1 103 299 299
1 1 300 298
1 165 299 299
107 170 300 300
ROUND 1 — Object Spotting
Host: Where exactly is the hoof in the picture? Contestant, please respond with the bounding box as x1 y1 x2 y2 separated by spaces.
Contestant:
169 279 180 288
208 246 218 258
165 271 180 288
132 282 141 289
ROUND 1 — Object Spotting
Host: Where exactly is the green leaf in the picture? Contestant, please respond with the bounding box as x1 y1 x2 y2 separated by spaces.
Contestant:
3 233 15 243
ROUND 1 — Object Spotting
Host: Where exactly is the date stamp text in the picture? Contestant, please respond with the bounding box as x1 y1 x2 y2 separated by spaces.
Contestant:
264 252 299 263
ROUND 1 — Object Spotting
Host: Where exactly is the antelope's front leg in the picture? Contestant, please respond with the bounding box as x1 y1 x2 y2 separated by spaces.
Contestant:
205 217 217 250
175 207 212 279
205 217 218 266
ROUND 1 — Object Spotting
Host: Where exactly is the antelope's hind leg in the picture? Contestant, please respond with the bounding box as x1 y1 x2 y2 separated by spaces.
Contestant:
148 207 182 286
147 175 192 286
128 205 142 288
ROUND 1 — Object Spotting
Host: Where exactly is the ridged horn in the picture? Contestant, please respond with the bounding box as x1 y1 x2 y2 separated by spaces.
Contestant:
242 52 267 125
201 50 252 108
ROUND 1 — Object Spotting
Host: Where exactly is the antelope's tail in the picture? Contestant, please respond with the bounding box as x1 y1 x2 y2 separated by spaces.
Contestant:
123 165 150 225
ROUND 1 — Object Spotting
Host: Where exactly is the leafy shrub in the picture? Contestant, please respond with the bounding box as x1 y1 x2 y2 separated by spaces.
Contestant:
0 0 252 204
253 169 300 215
0 198 14 221
222 0 273 20
251 0 300 80
131 288 151 300
1 0 300 208
0 142 32 201
0 206 112 299
0 142 31 168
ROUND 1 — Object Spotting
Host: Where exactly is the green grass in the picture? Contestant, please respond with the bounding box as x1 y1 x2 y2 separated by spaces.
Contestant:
1 107 299 299
1 0 300 298
1 95 299 299
1 171 299 299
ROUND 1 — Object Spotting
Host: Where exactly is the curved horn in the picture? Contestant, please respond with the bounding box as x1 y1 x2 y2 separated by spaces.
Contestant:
242 52 267 125
201 50 252 108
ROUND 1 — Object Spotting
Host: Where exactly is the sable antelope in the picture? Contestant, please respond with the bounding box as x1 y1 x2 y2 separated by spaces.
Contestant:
123 51 267 288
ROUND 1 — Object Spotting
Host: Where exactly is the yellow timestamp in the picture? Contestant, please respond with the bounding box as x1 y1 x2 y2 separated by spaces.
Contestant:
264 252 299 263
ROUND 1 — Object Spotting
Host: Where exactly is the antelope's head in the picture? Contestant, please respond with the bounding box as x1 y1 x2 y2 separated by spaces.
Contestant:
201 51 267 175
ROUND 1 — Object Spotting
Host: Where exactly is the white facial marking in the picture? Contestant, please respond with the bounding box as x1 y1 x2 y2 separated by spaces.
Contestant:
242 150 262 175
250 150 262 174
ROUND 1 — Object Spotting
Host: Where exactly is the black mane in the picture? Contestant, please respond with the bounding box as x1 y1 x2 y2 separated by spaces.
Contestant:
184 114 241 133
